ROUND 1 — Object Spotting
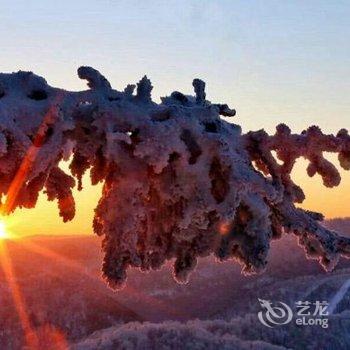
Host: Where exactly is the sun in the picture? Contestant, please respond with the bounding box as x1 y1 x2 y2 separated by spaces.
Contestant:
0 221 10 239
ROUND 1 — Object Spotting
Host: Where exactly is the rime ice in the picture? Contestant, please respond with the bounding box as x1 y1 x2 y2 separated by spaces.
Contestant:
0 67 349 288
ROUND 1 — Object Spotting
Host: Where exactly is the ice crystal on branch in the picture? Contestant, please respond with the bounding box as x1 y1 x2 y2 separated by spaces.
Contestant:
0 67 349 288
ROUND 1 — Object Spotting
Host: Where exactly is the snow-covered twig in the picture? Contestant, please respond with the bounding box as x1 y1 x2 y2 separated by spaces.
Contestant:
0 67 349 288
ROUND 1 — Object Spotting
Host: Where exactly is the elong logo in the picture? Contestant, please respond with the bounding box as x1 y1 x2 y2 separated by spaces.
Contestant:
257 299 293 327
257 299 329 328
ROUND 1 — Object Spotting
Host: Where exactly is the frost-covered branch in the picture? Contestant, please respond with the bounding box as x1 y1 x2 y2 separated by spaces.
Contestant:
0 67 349 288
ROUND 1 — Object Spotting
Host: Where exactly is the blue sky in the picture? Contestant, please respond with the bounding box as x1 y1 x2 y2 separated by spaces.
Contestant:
1 0 349 133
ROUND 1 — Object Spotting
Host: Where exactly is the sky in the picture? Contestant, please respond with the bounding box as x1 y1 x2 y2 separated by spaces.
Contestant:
0 0 349 237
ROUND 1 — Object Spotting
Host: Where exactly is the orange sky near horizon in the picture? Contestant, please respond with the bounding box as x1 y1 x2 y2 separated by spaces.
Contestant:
2 153 349 238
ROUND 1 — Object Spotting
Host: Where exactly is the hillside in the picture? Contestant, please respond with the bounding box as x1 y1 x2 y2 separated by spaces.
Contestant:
0 217 350 349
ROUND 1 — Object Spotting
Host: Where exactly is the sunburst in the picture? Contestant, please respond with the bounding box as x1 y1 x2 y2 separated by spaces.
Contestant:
0 221 10 239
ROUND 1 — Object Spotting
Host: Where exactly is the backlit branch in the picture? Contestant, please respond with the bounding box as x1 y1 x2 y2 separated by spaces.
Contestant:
0 67 349 288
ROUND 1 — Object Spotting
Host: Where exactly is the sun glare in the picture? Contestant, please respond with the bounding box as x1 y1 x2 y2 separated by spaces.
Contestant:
0 221 9 239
